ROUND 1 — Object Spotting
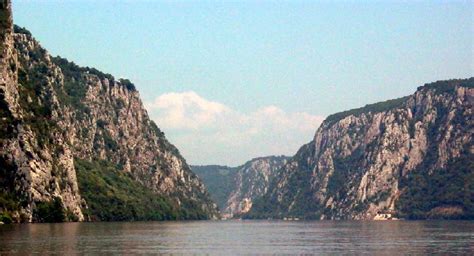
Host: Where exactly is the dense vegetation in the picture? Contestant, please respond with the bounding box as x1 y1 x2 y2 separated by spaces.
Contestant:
118 78 136 91
52 56 114 82
75 158 180 221
76 158 211 221
419 78 474 95
397 151 474 219
52 56 136 91
0 161 23 224
191 165 238 210
0 157 23 223
324 96 409 127
13 25 31 36
33 197 66 222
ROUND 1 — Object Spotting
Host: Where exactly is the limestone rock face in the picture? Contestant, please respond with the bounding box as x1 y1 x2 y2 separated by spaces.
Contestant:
0 2 83 222
248 79 473 220
224 156 289 216
0 1 218 222
193 156 289 217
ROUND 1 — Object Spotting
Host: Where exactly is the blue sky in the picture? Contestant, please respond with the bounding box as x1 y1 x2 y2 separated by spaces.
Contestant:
12 0 473 165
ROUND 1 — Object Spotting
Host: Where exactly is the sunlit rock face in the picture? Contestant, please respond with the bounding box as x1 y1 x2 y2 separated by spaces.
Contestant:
224 156 289 216
0 1 218 222
192 156 289 218
0 1 84 222
248 78 473 220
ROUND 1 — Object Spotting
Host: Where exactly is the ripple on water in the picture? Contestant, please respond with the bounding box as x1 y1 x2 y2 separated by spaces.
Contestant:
0 220 473 254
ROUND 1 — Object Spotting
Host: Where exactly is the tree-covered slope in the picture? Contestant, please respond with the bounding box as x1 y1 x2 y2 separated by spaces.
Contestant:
191 165 238 210
76 159 210 221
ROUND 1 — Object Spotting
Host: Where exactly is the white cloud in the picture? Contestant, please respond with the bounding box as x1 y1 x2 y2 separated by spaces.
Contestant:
145 91 325 166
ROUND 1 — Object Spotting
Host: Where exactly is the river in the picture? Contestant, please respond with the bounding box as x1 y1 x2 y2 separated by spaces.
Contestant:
0 220 472 254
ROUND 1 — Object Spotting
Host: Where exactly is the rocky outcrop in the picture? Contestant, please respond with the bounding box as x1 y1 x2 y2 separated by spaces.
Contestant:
193 156 289 217
0 1 84 222
248 79 473 220
224 156 289 216
0 1 218 222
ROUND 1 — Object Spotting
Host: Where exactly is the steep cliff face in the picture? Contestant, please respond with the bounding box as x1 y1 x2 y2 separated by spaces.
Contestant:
193 156 289 217
248 79 473 220
46 56 218 219
0 2 218 222
224 156 289 216
0 1 84 222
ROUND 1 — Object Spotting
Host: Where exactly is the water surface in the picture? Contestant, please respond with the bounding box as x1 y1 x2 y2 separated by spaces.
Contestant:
1 220 473 254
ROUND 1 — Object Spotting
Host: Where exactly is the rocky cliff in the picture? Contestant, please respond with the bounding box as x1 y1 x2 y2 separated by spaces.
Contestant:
0 1 218 222
247 79 473 220
224 156 289 216
193 155 289 217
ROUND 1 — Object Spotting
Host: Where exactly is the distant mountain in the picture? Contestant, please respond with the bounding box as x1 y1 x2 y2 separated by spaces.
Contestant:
192 155 289 217
0 1 218 223
191 165 237 211
247 78 473 220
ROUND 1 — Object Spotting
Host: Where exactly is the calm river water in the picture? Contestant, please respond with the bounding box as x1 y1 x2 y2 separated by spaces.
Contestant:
0 220 473 254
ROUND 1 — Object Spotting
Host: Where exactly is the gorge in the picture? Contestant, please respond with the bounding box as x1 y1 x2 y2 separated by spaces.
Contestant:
1 0 473 223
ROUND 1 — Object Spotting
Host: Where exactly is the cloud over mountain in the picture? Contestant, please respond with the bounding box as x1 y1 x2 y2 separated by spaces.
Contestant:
145 91 324 165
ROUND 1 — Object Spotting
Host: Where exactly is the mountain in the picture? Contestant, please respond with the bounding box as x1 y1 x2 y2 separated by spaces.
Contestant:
247 78 473 220
191 165 237 211
224 156 290 216
0 1 218 223
192 155 289 217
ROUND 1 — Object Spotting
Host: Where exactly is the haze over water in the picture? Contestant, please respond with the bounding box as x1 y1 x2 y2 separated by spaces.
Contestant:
1 220 473 254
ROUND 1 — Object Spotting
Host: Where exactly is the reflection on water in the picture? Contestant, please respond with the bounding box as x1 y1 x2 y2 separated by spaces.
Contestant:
1 220 473 254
